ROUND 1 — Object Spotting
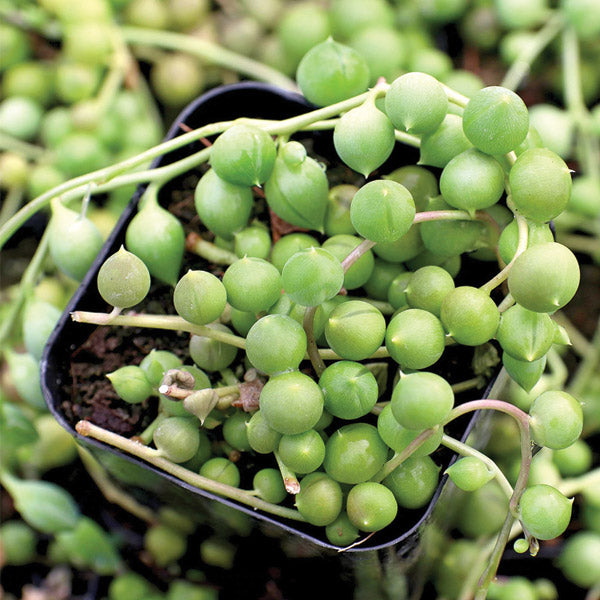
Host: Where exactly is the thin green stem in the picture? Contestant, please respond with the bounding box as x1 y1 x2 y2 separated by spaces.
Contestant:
372 427 439 482
121 26 297 91
413 209 472 224
568 316 600 397
0 187 24 227
0 132 47 160
562 27 600 180
76 420 305 521
441 434 514 500
186 233 238 265
440 83 470 108
0 228 50 351
71 312 248 349
479 214 528 294
274 451 300 494
501 11 564 91
341 239 376 272
304 306 326 377
394 129 421 147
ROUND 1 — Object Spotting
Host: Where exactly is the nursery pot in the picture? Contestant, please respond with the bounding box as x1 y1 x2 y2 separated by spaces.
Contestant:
41 81 499 553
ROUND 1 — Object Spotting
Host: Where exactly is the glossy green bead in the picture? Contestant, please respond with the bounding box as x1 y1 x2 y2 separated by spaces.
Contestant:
383 164 439 212
97 246 151 309
296 39 370 107
140 349 182 387
350 179 416 243
509 148 572 223
363 258 404 301
295 472 343 526
107 365 154 404
173 270 227 325
229 307 258 336
462 86 529 155
519 484 572 540
22 297 61 362
233 225 272 260
322 234 374 290
324 184 357 236
507 242 580 313
222 410 252 452
445 456 494 492
498 219 554 264
281 247 344 306
497 304 555 361
405 265 455 317
48 199 104 282
189 324 237 372
222 256 282 313
270 232 320 272
502 352 546 393
126 195 184 287
278 429 326 474
419 113 473 168
386 308 446 369
529 390 583 449
440 148 505 212
440 286 500 346
383 456 440 509
323 422 388 484
325 300 386 360
194 168 253 240
253 468 286 504
4 351 45 410
153 416 200 463
456 480 508 537
385 72 448 134
330 0 395 39
264 141 329 231
259 371 324 435
210 123 276 186
373 226 424 263
246 410 282 454
333 98 395 177
245 314 307 375
200 457 240 487
553 439 593 477
325 512 360 547
391 372 454 430
318 360 378 419
377 404 443 456
347 482 398 532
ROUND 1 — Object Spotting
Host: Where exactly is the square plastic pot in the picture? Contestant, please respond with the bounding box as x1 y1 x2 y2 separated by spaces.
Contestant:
41 81 498 553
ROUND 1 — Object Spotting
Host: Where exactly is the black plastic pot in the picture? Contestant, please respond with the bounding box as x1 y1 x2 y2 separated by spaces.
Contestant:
41 81 496 553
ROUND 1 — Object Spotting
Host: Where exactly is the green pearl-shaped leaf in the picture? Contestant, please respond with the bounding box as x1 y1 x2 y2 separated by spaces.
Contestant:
173 270 227 325
445 456 494 492
97 246 151 309
502 351 546 393
462 86 529 155
281 247 344 307
385 71 448 134
1 472 80 533
419 113 473 168
48 199 104 281
107 365 154 404
264 141 329 231
333 98 395 177
210 123 277 186
5 350 46 410
350 179 415 243
55 517 122 574
125 194 184 287
194 168 254 240
296 38 370 107
22 297 61 361
507 242 580 313
496 304 555 361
